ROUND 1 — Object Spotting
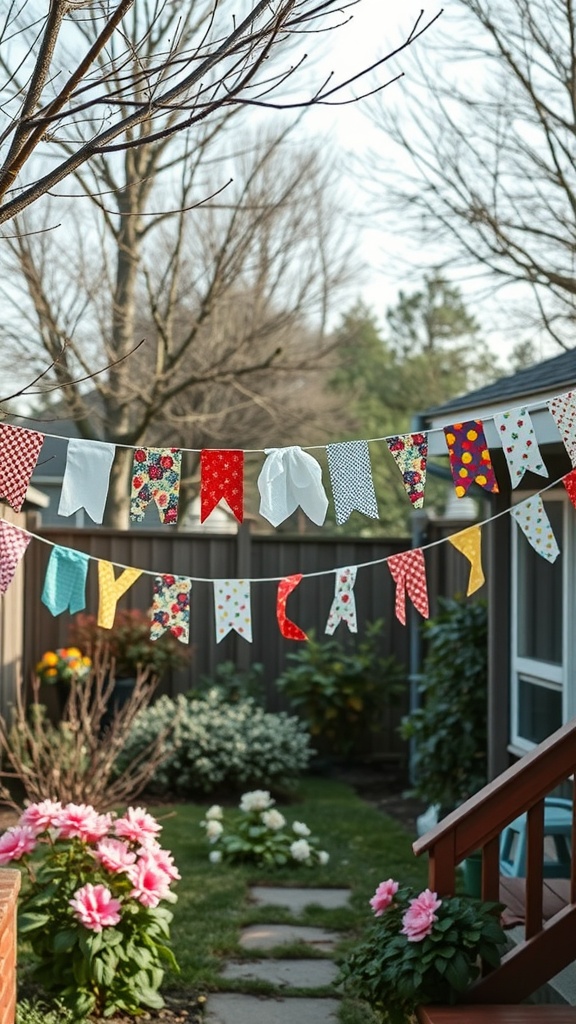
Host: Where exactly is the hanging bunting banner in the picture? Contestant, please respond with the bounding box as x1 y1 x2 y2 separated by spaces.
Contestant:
443 419 499 497
326 440 379 524
510 495 560 563
258 446 328 527
130 448 181 524
151 574 191 643
41 545 90 616
325 567 358 635
0 520 31 594
97 561 143 629
547 391 576 466
448 525 485 596
386 549 429 626
213 579 252 643
0 425 44 513
58 439 116 524
493 407 548 488
563 468 576 509
201 449 244 524
386 433 428 508
277 574 307 641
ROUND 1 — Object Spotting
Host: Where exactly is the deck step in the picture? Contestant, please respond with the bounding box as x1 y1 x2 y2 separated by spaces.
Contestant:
417 1006 576 1023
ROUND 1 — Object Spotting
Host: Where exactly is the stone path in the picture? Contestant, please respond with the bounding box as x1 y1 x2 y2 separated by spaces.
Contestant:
204 886 352 1024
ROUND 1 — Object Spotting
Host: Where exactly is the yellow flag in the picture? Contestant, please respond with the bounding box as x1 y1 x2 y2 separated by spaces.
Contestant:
448 525 484 596
97 561 142 629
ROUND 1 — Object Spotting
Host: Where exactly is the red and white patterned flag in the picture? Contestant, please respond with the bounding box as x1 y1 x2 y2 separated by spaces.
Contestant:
386 549 429 626
201 449 244 523
0 425 44 512
0 519 31 594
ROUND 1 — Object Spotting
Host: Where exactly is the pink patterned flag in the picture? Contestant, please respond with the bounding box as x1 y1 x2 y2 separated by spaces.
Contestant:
277 574 307 641
201 449 244 523
386 549 429 626
150 575 191 643
0 519 31 594
0 425 44 512
386 433 428 508
443 419 499 497
548 391 576 466
325 567 358 635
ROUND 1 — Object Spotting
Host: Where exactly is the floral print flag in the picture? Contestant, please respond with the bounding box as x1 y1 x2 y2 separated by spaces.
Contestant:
386 433 428 508
386 549 429 626
41 546 90 616
443 419 499 497
511 496 560 563
0 424 44 513
0 519 31 594
547 391 576 466
325 567 358 635
97 562 143 629
258 446 328 527
493 407 548 488
201 449 244 524
277 574 307 641
151 575 191 644
213 579 252 643
448 525 485 596
130 448 181 525
326 440 379 524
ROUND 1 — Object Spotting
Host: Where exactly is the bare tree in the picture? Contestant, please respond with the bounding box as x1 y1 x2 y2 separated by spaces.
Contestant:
364 0 576 349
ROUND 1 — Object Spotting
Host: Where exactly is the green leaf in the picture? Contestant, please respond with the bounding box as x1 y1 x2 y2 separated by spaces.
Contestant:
52 927 78 953
18 911 50 933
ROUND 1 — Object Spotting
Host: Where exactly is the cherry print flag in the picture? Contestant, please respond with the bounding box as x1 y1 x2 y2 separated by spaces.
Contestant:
386 433 428 508
258 446 328 527
97 562 143 629
201 449 244 524
448 525 485 596
326 440 379 524
41 546 90 616
325 567 358 635
58 439 116 524
563 468 576 509
547 391 576 466
0 520 31 594
277 574 307 641
386 549 429 626
443 420 499 497
130 448 181 524
511 496 560 563
151 575 191 644
493 407 548 488
213 579 252 643
0 424 44 513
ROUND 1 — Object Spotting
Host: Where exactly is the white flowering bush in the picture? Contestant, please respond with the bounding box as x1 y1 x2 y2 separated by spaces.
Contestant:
200 790 329 867
117 689 312 795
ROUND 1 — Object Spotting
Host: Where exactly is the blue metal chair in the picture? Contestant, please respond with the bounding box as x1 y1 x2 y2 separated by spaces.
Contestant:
499 797 573 878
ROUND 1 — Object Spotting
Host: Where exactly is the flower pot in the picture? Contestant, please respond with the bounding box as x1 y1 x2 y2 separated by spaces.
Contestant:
462 850 483 897
101 676 136 732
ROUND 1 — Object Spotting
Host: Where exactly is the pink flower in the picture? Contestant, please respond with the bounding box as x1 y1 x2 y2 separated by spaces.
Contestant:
0 825 37 864
401 888 442 942
369 878 399 916
136 841 180 881
70 883 122 932
115 807 162 845
54 803 112 842
127 851 172 908
19 799 62 834
94 837 137 874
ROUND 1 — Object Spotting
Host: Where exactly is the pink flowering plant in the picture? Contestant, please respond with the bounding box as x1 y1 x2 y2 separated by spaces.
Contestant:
1 800 179 1018
340 877 506 1024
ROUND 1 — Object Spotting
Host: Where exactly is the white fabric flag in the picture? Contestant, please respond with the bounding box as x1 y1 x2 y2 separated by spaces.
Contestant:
213 579 253 643
493 406 548 487
325 567 358 635
257 446 328 527
548 390 576 466
511 495 560 563
58 439 116 524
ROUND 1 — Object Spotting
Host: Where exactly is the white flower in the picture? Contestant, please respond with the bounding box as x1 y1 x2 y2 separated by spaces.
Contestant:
205 805 223 820
262 809 286 831
209 850 222 864
290 838 311 862
205 820 223 842
240 790 274 812
292 821 311 837
318 850 330 865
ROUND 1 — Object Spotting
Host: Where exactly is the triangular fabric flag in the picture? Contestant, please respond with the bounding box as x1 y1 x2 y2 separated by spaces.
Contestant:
0 520 31 594
386 433 428 508
258 446 328 527
547 391 576 466
326 440 379 524
130 448 181 524
97 561 143 630
448 525 485 596
150 574 191 643
213 579 252 643
0 424 44 512
386 549 429 626
41 545 90 616
443 419 499 497
277 574 307 641
201 449 244 524
563 468 576 509
325 567 358 635
59 439 116 523
511 496 560 563
493 407 548 488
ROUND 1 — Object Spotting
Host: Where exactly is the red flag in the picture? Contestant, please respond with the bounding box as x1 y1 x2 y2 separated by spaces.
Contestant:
201 449 244 523
276 574 307 641
563 468 576 509
386 549 429 626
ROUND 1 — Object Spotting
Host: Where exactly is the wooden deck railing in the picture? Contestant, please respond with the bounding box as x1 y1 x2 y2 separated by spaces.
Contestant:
413 716 576 1003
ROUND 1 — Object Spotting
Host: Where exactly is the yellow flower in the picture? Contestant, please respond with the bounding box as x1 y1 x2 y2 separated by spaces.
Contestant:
42 652 59 666
44 668 58 678
66 647 81 658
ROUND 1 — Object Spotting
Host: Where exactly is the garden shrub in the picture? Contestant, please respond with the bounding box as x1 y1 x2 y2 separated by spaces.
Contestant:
117 688 313 796
192 660 265 704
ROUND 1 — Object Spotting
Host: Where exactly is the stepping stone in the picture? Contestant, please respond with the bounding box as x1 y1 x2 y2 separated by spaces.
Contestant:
204 994 341 1024
239 923 341 952
250 886 351 913
221 957 339 987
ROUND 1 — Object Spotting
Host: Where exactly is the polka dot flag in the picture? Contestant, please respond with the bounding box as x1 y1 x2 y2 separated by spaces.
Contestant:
443 419 499 497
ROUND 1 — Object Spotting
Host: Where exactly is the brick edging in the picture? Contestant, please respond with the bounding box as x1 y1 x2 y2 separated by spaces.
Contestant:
0 870 21 1024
